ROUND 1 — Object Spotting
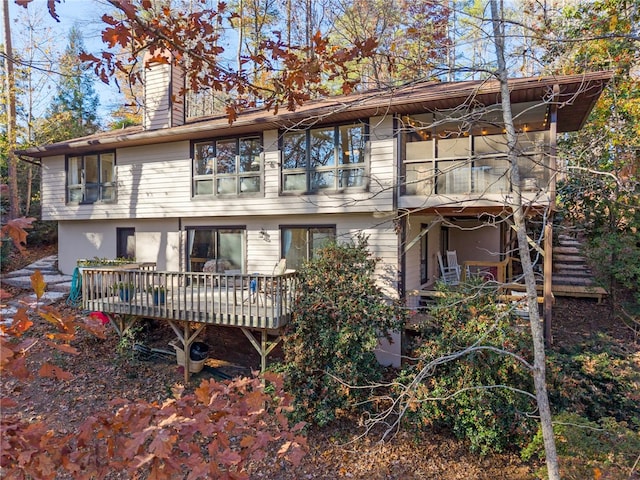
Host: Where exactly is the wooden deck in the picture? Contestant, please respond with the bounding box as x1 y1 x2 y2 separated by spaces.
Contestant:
81 267 298 379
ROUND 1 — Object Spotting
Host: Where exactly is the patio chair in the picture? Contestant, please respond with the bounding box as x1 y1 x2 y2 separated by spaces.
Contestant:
510 290 530 319
446 250 462 278
437 251 461 286
253 259 288 306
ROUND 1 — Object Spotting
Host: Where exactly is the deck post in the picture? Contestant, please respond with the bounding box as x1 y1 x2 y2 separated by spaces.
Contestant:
168 320 206 383
543 223 553 346
108 314 139 338
240 328 283 373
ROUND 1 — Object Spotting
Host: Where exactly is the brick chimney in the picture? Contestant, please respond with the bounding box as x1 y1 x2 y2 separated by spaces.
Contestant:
143 50 185 130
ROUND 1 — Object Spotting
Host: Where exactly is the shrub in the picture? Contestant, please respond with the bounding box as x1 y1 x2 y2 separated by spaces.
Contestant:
397 283 536 455
547 333 640 425
522 412 640 479
282 235 405 426
27 220 58 246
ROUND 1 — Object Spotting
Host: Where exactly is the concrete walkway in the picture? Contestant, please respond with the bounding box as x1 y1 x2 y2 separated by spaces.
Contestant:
1 255 73 324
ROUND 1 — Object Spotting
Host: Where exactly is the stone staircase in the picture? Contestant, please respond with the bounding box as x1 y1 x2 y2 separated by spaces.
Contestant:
551 234 608 303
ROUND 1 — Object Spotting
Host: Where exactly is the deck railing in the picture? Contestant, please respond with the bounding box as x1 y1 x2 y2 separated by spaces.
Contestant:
81 268 298 330
403 153 547 196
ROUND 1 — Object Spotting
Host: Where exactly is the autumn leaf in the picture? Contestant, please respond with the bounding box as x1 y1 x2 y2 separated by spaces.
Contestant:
0 340 15 365
195 379 215 404
132 453 155 469
31 270 47 300
0 217 35 254
148 429 177 459
39 363 73 381
216 448 242 466
6 309 34 337
0 397 18 409
240 435 255 448
77 317 107 339
7 356 31 379
171 383 185 400
244 390 266 414
285 441 307 466
45 332 75 342
44 341 80 355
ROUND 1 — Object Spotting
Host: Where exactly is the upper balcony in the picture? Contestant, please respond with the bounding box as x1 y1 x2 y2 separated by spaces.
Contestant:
398 107 552 209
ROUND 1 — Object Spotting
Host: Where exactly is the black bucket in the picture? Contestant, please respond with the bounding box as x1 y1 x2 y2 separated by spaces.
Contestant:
190 342 209 361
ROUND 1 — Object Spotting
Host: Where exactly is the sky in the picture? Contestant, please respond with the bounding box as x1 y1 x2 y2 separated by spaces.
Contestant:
4 0 124 122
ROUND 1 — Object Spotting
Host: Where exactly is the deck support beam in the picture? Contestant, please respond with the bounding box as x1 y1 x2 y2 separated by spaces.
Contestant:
240 328 282 373
107 313 140 338
543 223 553 346
168 320 206 383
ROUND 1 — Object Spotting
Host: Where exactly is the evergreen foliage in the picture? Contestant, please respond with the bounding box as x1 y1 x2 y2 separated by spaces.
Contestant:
34 26 101 143
398 283 536 455
551 0 640 305
282 235 405 426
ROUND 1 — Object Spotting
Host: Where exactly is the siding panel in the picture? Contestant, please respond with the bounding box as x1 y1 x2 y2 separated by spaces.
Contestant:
41 120 399 220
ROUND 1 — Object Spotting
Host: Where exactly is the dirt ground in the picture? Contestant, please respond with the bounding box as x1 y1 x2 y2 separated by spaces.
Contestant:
2 248 634 479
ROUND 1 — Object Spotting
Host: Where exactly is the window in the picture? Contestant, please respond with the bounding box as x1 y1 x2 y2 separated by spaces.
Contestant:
117 228 135 260
186 227 245 272
281 122 367 193
67 152 115 203
193 136 262 196
281 226 335 270
400 106 550 196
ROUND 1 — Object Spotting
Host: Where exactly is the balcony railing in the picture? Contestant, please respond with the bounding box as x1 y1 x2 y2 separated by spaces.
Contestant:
403 153 547 196
81 268 298 330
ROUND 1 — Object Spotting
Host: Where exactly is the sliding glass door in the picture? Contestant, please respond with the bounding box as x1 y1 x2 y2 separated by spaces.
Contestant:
187 227 244 272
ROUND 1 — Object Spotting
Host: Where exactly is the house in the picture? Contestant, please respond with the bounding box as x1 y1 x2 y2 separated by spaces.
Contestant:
17 67 611 370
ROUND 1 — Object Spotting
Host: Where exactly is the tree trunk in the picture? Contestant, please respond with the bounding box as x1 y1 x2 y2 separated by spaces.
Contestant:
489 0 561 478
2 0 20 219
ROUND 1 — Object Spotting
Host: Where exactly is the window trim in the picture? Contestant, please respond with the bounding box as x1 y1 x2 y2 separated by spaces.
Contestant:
185 225 247 272
280 121 369 194
420 223 429 285
191 135 263 197
280 224 337 269
399 112 550 196
65 151 116 205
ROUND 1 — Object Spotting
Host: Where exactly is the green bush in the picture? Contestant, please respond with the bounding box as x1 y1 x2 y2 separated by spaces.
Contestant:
27 220 57 246
397 283 536 455
547 333 640 425
282 235 405 426
522 412 640 479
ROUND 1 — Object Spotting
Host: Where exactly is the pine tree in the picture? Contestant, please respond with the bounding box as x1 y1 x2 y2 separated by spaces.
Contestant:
35 26 101 143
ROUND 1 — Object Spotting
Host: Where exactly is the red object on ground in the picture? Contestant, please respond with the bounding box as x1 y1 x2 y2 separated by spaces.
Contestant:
89 311 110 325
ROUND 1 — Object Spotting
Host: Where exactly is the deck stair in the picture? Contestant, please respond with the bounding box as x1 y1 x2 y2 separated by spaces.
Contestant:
551 234 608 302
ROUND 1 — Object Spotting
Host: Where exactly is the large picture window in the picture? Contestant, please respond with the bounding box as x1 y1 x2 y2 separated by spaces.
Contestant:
186 227 245 272
281 122 367 193
66 152 115 204
281 226 335 270
400 106 549 196
193 136 262 196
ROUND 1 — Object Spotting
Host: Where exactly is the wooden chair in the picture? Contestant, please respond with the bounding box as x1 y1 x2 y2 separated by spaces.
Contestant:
255 259 287 306
437 251 461 286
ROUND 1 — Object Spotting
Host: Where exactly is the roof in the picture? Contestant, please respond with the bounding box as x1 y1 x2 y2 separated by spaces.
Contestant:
17 71 613 159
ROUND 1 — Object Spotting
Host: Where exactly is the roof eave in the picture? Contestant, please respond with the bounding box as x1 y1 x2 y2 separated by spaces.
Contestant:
17 71 613 159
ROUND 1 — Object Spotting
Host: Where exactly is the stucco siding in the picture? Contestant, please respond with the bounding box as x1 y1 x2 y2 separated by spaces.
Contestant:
57 218 181 274
58 213 399 283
